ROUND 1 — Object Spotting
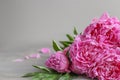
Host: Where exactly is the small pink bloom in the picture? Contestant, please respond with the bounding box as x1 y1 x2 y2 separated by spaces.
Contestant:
39 48 51 54
13 58 24 62
45 51 70 73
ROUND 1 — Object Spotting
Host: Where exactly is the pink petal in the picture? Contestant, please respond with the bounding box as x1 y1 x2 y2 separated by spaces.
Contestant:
24 56 30 59
63 47 70 55
91 18 98 23
100 12 109 20
29 53 40 59
13 59 24 62
39 48 51 54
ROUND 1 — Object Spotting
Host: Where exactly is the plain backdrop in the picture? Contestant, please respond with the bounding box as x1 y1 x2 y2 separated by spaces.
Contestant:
0 0 120 53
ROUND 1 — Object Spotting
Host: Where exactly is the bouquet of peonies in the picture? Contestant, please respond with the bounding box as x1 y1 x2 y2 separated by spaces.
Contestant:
22 13 120 80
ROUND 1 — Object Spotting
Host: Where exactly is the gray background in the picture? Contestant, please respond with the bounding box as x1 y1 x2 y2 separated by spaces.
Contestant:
0 0 120 80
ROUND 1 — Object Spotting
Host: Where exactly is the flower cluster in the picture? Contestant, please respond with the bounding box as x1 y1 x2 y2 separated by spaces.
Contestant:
45 51 70 73
45 13 120 80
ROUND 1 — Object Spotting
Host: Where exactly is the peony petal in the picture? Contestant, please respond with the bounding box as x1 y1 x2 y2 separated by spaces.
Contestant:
24 56 30 59
63 47 70 55
39 48 51 54
29 53 40 59
91 18 98 23
13 58 24 62
100 12 109 20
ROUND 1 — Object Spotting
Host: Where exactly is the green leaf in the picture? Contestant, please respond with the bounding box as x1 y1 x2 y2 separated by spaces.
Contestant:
60 42 69 47
52 40 62 51
66 34 74 41
32 78 39 80
59 73 71 80
22 72 39 77
32 65 51 73
60 41 73 44
73 27 78 35
59 41 73 47
70 73 79 78
32 72 60 80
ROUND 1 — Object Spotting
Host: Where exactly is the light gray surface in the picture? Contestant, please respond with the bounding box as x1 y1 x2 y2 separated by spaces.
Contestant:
1 0 120 53
0 0 120 80
0 51 92 80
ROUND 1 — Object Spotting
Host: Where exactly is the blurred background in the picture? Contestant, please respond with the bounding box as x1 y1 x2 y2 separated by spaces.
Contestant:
0 0 120 53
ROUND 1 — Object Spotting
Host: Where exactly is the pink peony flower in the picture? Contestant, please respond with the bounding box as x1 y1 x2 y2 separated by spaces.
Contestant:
45 51 70 73
83 13 120 46
69 36 102 75
70 35 120 79
90 49 120 80
86 47 120 79
91 60 120 80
